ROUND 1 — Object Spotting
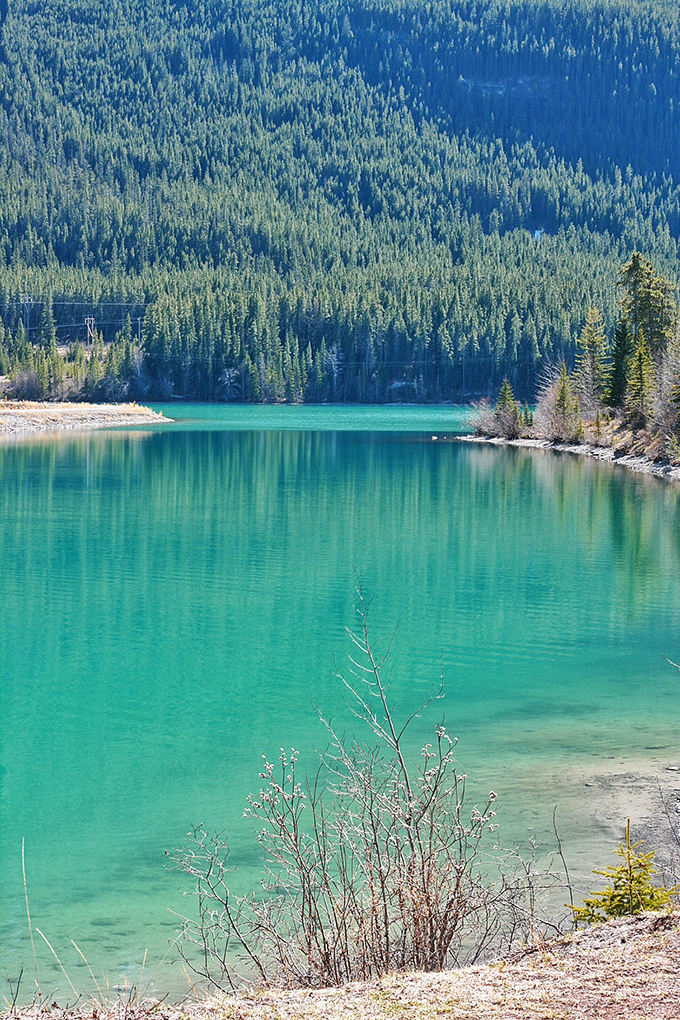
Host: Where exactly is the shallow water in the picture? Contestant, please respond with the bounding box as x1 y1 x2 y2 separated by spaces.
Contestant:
1 405 679 999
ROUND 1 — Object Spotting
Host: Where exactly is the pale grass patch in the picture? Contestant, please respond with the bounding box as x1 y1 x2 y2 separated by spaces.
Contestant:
5 914 680 1020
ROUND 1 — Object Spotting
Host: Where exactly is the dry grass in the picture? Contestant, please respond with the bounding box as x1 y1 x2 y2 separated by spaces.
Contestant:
0 401 169 435
7 914 679 1020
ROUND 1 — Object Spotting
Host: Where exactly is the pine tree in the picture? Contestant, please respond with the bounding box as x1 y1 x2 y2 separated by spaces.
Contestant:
570 819 679 925
607 317 634 409
554 360 581 436
496 377 516 412
617 252 651 343
85 331 105 396
574 307 609 414
494 377 520 437
617 253 678 356
594 408 603 445
640 270 678 356
242 353 261 401
35 349 49 398
626 327 655 426
37 298 58 348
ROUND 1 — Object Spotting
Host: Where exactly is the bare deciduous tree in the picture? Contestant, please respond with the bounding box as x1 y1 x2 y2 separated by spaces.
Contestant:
168 580 567 990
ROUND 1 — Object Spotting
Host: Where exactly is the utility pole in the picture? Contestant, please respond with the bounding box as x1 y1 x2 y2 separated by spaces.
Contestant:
20 294 33 335
85 316 96 347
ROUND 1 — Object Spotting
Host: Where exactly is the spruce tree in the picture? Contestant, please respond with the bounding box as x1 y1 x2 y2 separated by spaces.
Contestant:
593 408 603 444
494 377 520 437
37 298 58 348
607 317 633 409
617 253 678 356
574 307 609 412
570 820 678 925
496 377 516 412
35 349 50 398
626 327 655 426
640 270 678 356
555 360 580 433
242 353 261 401
617 252 651 343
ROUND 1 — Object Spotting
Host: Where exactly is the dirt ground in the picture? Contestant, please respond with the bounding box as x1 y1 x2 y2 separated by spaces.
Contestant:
7 914 679 1020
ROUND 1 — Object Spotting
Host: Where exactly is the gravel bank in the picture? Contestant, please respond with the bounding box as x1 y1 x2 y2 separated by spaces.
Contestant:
455 434 680 482
0 401 171 436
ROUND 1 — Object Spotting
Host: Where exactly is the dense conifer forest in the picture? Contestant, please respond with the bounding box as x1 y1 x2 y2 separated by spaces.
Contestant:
1 0 680 401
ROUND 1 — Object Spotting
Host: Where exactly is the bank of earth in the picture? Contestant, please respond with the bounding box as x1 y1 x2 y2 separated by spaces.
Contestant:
0 401 170 435
7 914 679 1020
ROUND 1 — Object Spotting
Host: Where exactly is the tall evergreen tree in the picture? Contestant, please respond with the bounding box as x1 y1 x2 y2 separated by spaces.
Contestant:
626 328 655 426
496 377 517 413
617 253 678 357
617 253 651 344
574 307 609 413
37 298 58 348
493 376 521 436
607 317 634 409
555 360 580 428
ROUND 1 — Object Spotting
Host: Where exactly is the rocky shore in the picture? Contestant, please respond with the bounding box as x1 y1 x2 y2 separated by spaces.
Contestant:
456 433 680 483
0 401 170 436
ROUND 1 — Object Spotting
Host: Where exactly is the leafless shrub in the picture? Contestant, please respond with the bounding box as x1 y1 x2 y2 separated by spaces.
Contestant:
573 359 601 421
169 583 570 991
534 363 583 442
652 339 680 454
218 368 241 402
99 375 130 402
9 370 45 401
469 399 497 436
493 406 522 439
469 400 521 439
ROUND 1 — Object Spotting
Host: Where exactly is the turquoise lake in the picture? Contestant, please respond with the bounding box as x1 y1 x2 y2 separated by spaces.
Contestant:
1 404 680 999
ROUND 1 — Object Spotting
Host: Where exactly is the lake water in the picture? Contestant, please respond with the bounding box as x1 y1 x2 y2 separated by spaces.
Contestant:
1 405 680 1000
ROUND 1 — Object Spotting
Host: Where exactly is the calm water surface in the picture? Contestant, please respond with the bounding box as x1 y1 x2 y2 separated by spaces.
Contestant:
1 405 679 997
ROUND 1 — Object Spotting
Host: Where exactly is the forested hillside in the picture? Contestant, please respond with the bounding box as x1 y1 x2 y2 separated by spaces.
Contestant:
1 0 680 401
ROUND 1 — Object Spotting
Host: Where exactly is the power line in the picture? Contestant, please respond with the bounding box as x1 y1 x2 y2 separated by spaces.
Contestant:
2 300 150 308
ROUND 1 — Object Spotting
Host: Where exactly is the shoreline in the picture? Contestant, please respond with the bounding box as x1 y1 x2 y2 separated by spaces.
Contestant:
455 433 680 483
0 401 171 437
6 914 679 1019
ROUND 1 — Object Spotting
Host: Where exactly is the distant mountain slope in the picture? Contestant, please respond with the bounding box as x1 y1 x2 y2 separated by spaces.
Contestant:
1 0 679 401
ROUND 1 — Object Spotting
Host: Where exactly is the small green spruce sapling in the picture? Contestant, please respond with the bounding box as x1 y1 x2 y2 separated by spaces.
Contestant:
570 819 679 925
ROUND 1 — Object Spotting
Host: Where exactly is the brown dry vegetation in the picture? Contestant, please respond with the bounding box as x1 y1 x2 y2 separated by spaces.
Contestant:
6 914 679 1020
0 402 169 435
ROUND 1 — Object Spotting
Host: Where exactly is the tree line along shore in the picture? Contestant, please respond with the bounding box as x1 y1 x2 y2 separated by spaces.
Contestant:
473 251 680 474
2 0 680 404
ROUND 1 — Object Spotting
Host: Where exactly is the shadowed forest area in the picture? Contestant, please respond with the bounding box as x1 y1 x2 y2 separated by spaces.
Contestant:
2 0 680 401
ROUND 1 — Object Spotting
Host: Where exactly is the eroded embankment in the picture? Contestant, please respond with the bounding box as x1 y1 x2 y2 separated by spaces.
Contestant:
0 401 170 436
6 914 680 1020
